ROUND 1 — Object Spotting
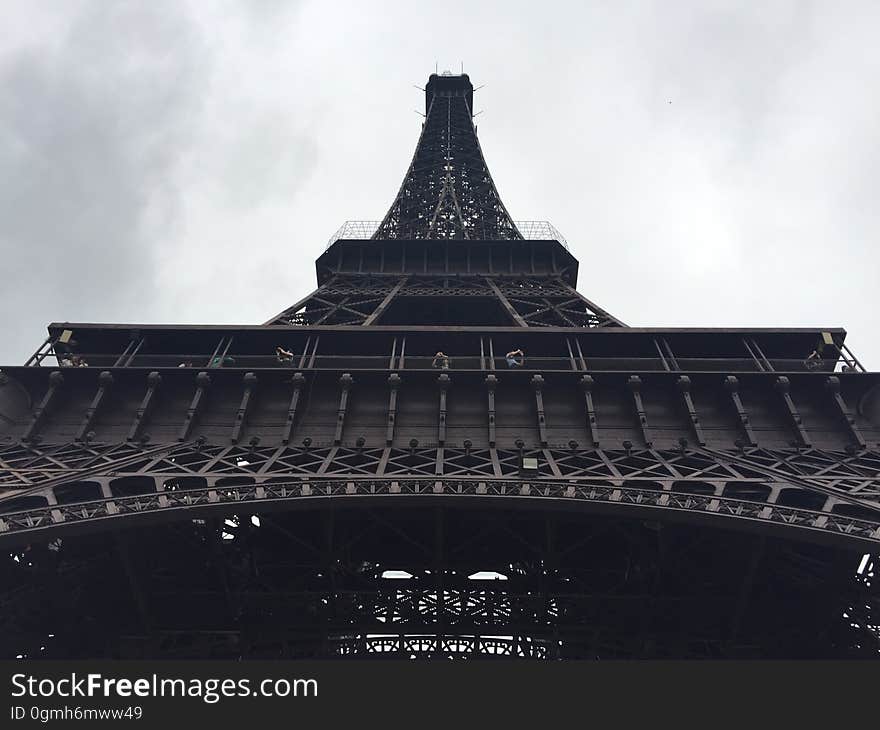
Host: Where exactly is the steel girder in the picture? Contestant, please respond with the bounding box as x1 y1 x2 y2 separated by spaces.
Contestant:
4 440 880 499
1 439 878 548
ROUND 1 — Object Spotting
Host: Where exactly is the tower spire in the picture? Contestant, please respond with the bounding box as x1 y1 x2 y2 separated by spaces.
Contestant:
373 73 521 240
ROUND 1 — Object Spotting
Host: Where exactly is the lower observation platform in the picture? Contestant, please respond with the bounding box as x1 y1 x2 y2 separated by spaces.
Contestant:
0 324 876 659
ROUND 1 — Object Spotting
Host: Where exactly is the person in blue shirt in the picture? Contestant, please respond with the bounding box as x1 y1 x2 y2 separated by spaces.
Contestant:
505 349 524 368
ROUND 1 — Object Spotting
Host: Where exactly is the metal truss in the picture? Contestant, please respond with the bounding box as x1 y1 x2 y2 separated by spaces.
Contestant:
115 632 555 660
1 439 878 547
497 278 623 327
266 274 624 327
3 440 880 499
373 77 520 240
271 276 391 326
2 501 875 659
331 635 550 659
1 474 877 547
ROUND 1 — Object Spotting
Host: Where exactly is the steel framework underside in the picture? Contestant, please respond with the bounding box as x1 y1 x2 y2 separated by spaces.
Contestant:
1 497 875 660
0 431 877 659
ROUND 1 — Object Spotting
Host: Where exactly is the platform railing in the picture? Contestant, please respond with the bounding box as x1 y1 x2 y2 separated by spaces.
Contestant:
326 220 570 250
26 352 855 374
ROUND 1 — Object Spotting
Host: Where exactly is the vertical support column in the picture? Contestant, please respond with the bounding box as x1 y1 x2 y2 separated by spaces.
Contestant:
22 371 64 441
333 373 353 446
436 373 450 475
724 376 757 447
378 374 401 475
531 374 548 447
486 375 502 477
485 375 498 448
436 373 450 446
580 375 600 448
75 371 114 442
128 372 161 442
281 373 306 445
178 372 211 442
676 375 706 447
386 374 401 446
98 480 117 516
230 372 258 444
774 376 811 448
824 376 866 449
627 375 653 448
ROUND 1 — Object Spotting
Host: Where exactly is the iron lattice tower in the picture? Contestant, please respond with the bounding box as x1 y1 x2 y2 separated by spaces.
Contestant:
0 73 878 660
373 74 521 241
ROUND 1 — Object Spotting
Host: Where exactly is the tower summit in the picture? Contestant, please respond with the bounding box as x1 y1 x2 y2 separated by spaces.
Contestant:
374 72 520 241
0 72 877 660
264 71 625 328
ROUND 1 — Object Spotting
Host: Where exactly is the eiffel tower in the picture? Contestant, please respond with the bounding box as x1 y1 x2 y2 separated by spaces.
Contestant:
0 72 877 659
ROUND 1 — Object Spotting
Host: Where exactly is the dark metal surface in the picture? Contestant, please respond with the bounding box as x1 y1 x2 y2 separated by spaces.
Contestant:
0 72 876 659
1 506 874 659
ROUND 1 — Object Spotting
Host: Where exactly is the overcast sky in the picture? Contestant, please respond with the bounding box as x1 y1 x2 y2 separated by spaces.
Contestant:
1 1 878 367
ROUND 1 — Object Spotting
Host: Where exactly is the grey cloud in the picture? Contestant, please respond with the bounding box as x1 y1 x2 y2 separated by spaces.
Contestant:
0 2 208 360
0 0 877 369
210 113 318 209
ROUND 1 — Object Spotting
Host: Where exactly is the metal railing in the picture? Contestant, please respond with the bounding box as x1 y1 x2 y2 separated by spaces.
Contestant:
28 352 857 374
326 221 569 250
